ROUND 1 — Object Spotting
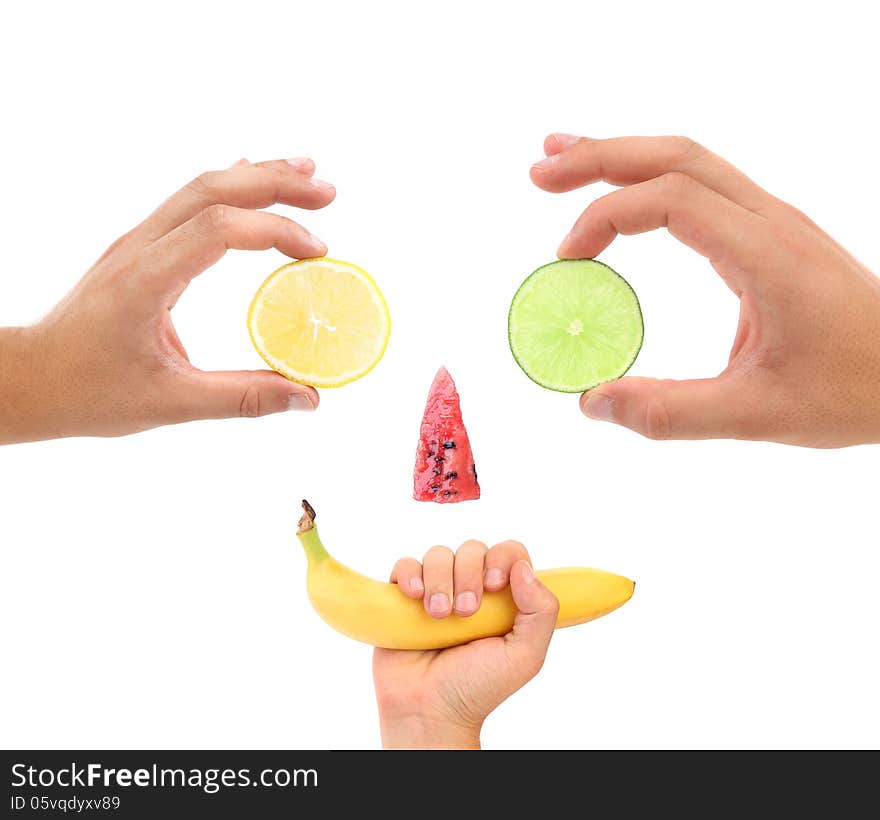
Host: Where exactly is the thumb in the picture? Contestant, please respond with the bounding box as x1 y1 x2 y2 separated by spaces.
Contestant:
579 375 753 441
503 560 559 681
176 370 319 421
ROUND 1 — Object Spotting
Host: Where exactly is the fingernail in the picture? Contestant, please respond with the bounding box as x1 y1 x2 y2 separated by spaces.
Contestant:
454 590 477 614
581 391 614 421
307 232 327 254
408 576 424 594
228 158 250 168
484 567 504 588
531 154 559 171
520 563 536 585
558 231 574 257
311 178 335 190
428 593 450 615
286 157 313 171
288 393 316 412
551 133 580 150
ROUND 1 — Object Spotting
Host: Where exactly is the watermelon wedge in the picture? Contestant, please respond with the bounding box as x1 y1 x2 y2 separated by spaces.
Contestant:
413 367 481 503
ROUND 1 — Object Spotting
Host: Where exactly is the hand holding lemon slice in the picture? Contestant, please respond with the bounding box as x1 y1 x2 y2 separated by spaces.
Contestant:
248 258 391 388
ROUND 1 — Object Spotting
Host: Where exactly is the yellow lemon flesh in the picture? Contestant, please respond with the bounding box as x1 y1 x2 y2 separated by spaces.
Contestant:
248 258 391 388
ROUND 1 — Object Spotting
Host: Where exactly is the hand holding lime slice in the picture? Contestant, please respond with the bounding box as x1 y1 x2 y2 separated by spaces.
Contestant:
508 259 643 392
248 258 391 388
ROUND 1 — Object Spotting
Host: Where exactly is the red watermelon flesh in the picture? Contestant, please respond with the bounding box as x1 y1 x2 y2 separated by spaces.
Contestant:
413 367 480 503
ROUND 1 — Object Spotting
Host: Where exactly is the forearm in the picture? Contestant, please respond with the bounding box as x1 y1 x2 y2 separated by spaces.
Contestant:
0 325 56 445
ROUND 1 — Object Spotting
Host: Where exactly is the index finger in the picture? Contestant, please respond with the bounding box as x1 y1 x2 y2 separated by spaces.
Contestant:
531 135 770 213
559 173 771 284
142 206 326 296
140 159 336 241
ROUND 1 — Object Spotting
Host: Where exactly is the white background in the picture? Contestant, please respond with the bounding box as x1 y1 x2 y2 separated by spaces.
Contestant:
1 0 878 750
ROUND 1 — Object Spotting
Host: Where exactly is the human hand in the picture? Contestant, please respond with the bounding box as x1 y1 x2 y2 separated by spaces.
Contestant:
372 540 559 749
531 135 880 448
0 158 335 445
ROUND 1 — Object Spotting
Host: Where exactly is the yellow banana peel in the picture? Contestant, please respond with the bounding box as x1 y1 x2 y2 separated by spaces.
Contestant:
296 500 634 650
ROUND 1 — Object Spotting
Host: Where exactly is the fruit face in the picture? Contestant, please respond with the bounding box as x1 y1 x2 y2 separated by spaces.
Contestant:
413 368 480 503
508 258 644 392
248 257 391 388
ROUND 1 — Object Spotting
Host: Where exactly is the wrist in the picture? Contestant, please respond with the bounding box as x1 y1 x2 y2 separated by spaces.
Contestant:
378 710 482 750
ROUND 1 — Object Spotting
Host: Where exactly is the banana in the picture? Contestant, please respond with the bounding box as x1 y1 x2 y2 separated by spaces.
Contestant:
296 500 635 650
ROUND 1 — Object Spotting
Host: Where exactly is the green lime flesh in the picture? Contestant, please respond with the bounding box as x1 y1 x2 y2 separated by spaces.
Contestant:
508 259 644 393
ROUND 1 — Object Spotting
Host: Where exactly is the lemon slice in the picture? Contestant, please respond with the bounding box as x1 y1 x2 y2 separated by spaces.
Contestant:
247 258 391 388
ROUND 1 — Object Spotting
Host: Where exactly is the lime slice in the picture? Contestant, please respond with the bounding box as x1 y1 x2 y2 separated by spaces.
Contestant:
508 259 643 392
248 257 391 388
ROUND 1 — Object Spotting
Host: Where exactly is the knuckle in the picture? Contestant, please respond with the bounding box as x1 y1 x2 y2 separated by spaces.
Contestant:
583 195 608 219
457 539 487 556
393 558 421 583
96 230 134 262
198 203 229 232
643 395 672 440
502 539 528 556
658 170 695 195
238 384 263 418
187 172 217 198
775 197 818 229
519 654 546 681
673 136 705 161
783 202 809 221
424 544 454 562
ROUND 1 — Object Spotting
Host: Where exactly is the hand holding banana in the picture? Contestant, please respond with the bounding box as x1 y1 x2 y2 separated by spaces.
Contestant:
296 500 634 650
295 501 634 748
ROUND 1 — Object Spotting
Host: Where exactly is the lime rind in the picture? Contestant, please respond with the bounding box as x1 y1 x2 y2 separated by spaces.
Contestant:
508 259 643 393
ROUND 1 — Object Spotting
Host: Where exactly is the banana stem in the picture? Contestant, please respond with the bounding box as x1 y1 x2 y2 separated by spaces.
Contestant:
297 499 328 564
298 499 317 533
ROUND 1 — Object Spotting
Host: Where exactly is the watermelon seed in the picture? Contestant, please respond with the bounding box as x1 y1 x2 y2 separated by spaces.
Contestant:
445 472 458 480
442 441 456 449
442 490 457 497
430 485 440 492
